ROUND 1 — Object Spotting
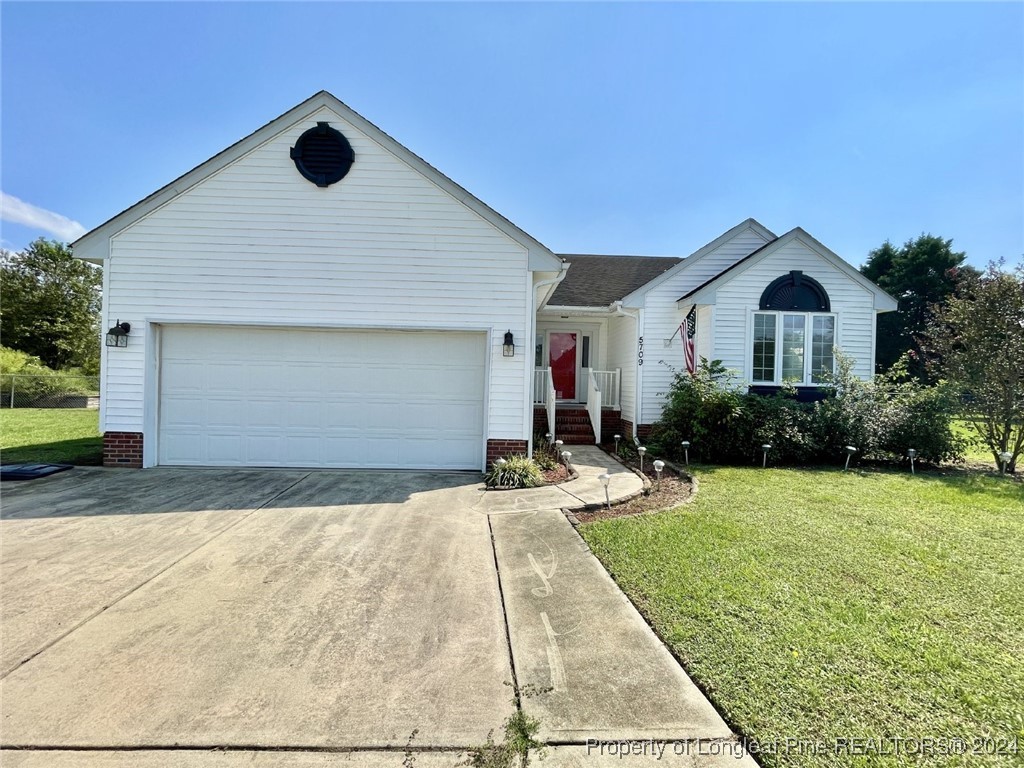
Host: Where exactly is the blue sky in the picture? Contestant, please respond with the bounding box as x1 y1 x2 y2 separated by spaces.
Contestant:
2 2 1021 269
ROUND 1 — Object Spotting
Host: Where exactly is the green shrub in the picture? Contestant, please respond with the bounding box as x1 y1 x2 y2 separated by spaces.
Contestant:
0 346 78 407
650 353 964 466
486 454 544 488
530 437 560 471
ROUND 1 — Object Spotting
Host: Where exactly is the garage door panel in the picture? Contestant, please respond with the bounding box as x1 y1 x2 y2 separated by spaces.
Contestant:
159 327 486 469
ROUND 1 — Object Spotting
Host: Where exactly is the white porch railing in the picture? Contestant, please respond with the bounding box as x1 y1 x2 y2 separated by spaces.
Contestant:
545 368 556 442
591 369 620 410
533 368 620 410
585 368 602 445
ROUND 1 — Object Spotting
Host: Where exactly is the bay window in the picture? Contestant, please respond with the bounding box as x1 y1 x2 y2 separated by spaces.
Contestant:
751 312 835 385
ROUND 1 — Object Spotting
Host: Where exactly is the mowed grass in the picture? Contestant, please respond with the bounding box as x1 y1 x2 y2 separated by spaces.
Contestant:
580 467 1024 767
0 408 102 465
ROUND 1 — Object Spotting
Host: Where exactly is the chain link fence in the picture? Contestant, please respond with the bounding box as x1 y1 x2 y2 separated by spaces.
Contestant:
1 374 100 409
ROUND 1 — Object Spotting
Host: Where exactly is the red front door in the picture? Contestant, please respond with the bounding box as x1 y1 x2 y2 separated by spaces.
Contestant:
549 332 577 400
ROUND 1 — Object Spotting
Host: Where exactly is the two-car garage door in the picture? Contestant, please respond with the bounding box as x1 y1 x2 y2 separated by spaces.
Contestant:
158 326 486 469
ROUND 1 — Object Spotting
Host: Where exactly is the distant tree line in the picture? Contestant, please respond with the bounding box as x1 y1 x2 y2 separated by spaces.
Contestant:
1 239 101 375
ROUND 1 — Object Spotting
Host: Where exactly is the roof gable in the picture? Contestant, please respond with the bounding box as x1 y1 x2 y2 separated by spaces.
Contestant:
677 228 899 311
617 218 776 306
73 91 562 271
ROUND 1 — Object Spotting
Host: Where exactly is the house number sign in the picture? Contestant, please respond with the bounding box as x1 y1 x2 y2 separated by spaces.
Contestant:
638 335 644 366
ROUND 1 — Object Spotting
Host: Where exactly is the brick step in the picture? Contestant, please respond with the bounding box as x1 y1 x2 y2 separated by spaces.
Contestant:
560 436 596 445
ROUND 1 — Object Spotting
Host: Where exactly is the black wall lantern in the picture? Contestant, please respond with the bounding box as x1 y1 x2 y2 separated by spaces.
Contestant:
503 330 515 357
105 320 131 348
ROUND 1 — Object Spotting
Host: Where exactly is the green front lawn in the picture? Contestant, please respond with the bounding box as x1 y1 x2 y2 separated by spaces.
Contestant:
581 467 1024 767
0 408 102 465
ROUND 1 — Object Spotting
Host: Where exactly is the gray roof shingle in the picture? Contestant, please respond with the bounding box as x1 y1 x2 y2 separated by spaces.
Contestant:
549 254 684 307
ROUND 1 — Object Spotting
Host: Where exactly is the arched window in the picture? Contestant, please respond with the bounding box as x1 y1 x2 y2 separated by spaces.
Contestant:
759 271 830 312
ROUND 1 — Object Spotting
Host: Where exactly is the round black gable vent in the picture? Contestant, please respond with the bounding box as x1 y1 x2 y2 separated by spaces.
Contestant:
290 122 355 187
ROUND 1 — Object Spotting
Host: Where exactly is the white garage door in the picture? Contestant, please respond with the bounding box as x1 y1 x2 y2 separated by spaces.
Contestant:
158 326 486 469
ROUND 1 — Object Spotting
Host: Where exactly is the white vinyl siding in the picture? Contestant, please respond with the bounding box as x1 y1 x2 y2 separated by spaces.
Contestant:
605 313 637 425
714 240 876 383
639 227 769 424
102 105 531 446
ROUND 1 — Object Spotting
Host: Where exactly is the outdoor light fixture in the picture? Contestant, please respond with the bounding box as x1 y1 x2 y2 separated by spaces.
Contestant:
555 440 563 452
653 460 665 488
638 445 647 473
907 448 917 475
614 434 621 453
999 451 1012 475
761 444 772 468
105 320 131 348
561 450 572 470
599 472 612 508
545 432 552 445
503 330 515 357
681 441 691 467
494 457 507 467
844 446 857 472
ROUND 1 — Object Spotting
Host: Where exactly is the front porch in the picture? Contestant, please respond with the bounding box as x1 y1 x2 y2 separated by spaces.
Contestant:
532 367 621 445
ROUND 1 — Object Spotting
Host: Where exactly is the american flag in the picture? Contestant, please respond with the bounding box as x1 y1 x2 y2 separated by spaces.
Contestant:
681 306 697 375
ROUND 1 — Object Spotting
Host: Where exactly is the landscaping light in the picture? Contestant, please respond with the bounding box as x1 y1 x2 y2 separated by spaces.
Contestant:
844 446 857 472
999 451 1012 475
561 451 572 470
105 320 131 348
545 432 552 445
907 448 917 475
638 445 647 473
599 472 611 508
494 457 506 467
761 444 772 468
555 440 563 453
681 440 690 467
503 330 515 357
653 459 665 488
614 434 621 453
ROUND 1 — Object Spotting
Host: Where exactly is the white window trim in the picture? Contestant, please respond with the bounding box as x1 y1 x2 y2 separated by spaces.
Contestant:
748 310 838 386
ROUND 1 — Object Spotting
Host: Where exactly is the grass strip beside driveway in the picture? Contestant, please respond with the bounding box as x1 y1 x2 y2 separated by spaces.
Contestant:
1 408 102 465
580 466 1024 767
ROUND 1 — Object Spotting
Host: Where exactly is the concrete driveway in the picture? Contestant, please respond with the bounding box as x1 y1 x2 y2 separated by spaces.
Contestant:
1 457 754 766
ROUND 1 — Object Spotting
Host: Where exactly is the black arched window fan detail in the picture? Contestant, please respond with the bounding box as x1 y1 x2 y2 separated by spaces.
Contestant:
759 271 831 312
290 122 355 187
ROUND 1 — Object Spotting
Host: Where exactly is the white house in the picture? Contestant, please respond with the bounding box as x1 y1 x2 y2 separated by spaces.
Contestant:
73 92 896 470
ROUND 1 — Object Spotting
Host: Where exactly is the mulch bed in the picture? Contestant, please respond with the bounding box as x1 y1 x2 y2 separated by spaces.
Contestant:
572 459 694 523
540 464 571 484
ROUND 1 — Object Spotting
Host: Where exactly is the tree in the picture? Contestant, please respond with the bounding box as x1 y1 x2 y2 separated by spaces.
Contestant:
0 239 101 373
861 234 978 378
921 262 1024 472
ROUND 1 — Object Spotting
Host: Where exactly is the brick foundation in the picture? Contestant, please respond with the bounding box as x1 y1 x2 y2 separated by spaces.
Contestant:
615 419 655 441
103 431 144 468
486 439 529 467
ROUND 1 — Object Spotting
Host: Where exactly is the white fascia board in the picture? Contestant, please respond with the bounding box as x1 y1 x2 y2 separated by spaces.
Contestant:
617 218 777 306
675 228 900 311
72 91 563 272
539 304 616 317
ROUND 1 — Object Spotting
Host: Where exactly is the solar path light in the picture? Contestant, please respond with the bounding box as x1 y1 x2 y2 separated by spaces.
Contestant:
638 446 647 473
907 448 917 475
761 444 772 468
561 451 572 470
680 441 690 467
599 472 612 508
999 451 1012 475
614 434 621 453
653 460 665 489
844 446 857 472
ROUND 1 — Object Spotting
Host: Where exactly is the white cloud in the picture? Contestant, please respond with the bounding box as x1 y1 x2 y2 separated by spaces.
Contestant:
0 191 87 242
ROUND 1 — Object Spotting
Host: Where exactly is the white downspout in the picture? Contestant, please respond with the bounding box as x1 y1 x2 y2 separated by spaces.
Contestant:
609 301 642 439
528 262 570 456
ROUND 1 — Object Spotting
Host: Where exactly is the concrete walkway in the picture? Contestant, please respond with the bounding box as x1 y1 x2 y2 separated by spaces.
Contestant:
0 454 755 767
